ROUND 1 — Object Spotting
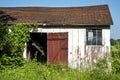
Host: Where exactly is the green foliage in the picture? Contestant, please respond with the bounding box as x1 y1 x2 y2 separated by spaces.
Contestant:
0 23 8 52
110 38 116 46
95 58 108 70
0 23 37 70
0 23 11 70
89 58 120 80
8 24 32 57
111 41 120 73
90 59 110 80
0 61 120 80
0 62 90 80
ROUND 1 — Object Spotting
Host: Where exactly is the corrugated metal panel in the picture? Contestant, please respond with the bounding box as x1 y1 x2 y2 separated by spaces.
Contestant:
48 32 68 65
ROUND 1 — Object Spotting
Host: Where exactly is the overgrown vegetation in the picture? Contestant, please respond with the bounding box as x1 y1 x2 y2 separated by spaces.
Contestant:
0 61 120 80
0 23 120 80
111 39 120 73
0 23 37 70
0 62 89 80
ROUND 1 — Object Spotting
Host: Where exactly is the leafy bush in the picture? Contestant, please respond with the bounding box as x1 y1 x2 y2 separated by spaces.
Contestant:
0 23 11 69
0 23 8 51
111 41 120 73
90 59 110 80
0 23 37 70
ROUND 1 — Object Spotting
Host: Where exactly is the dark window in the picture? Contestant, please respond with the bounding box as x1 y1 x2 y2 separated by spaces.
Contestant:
86 29 102 45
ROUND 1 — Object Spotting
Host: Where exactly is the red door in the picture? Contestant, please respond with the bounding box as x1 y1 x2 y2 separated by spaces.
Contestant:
47 32 68 65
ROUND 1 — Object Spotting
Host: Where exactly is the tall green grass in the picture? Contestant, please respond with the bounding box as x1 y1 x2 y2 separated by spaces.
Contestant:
0 61 120 80
0 41 120 80
0 62 90 80
111 41 120 73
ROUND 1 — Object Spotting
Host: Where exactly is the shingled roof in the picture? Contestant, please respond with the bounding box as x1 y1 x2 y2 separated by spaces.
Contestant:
0 5 113 26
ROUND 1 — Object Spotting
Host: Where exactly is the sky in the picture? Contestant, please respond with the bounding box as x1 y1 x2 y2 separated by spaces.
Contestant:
0 0 120 39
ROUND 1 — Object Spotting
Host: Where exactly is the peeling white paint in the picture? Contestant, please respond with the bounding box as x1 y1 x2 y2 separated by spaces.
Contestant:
23 27 110 69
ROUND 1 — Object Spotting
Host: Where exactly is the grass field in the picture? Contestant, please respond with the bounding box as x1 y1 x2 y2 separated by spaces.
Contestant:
0 42 120 80
0 62 90 80
0 62 120 80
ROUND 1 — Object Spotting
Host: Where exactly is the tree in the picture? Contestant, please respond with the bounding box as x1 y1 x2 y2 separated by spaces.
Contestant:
110 38 116 46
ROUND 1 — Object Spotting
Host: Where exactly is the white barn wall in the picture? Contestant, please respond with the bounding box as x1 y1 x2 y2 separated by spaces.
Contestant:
68 29 86 68
85 28 110 68
103 29 110 61
23 27 110 68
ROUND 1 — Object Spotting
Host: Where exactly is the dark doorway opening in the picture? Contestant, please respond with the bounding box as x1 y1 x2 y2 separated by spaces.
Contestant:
27 33 47 63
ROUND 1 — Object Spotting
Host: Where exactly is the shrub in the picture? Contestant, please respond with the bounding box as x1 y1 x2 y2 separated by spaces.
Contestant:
90 59 110 80
111 42 120 73
0 23 37 70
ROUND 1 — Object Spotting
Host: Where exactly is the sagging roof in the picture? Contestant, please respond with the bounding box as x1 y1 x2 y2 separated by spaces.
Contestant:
0 5 113 26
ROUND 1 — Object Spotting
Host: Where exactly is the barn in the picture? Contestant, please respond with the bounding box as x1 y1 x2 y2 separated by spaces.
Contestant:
0 4 113 68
